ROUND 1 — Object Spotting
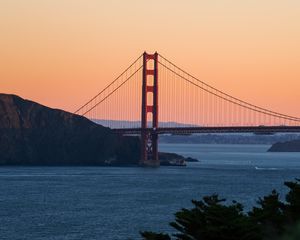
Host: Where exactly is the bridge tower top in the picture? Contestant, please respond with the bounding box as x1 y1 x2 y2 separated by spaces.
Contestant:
141 52 158 129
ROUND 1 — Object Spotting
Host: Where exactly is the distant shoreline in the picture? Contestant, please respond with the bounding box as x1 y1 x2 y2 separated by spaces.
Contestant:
268 139 300 152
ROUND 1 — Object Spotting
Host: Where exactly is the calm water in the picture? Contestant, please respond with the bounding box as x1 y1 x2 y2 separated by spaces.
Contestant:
0 144 300 240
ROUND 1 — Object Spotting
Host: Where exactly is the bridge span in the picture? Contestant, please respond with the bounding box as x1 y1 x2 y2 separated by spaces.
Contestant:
75 51 300 167
113 126 300 135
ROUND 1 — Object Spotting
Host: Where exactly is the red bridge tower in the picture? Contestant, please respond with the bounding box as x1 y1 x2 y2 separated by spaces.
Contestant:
141 52 159 166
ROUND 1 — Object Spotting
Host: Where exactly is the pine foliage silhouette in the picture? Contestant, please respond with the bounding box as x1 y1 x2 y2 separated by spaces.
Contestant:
141 179 300 240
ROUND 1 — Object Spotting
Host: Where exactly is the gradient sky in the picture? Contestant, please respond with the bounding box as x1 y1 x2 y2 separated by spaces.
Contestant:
1 0 300 117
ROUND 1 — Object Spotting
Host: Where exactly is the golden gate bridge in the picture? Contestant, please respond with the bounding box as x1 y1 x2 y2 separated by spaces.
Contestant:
75 52 300 167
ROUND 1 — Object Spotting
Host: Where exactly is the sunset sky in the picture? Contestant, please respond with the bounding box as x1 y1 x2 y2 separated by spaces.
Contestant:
1 0 300 117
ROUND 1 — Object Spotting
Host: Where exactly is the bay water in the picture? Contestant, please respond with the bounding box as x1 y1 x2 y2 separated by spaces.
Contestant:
0 144 300 240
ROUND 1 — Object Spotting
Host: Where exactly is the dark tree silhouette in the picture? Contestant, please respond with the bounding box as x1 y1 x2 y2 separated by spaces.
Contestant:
141 179 300 240
249 190 286 238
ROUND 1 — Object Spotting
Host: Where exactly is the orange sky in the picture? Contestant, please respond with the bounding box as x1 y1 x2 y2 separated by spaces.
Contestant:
1 0 300 117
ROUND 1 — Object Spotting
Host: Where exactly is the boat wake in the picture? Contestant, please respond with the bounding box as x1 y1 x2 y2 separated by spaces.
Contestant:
255 166 280 171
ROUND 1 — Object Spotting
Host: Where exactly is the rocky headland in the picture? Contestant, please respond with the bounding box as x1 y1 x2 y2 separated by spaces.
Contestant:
268 139 300 152
0 94 140 165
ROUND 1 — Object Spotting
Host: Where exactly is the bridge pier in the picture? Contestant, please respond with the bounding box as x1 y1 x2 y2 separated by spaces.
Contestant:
140 52 159 167
141 130 159 167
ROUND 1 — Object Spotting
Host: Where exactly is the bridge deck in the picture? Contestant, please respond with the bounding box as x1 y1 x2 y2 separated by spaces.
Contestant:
113 126 300 135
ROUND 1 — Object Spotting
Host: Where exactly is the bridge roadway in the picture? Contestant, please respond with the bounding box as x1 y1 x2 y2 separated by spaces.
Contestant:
113 126 300 135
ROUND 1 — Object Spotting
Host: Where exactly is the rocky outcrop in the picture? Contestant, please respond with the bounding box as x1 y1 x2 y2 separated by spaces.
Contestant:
268 139 300 152
159 152 198 166
0 94 140 165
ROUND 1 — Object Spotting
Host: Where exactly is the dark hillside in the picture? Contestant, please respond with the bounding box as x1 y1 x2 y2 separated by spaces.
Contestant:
268 139 300 152
0 94 140 165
